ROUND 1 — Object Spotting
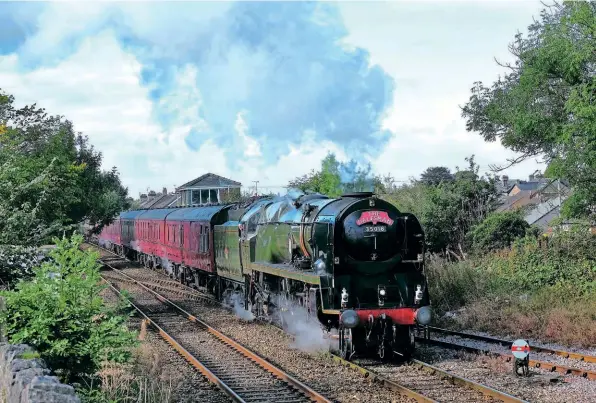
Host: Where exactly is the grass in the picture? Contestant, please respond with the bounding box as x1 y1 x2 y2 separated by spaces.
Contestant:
427 230 596 348
18 351 40 360
78 335 179 403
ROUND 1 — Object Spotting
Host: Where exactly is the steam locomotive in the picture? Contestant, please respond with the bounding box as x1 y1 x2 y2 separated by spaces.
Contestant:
96 190 431 360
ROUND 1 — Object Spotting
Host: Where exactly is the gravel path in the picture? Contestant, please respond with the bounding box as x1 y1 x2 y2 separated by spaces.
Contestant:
416 344 596 403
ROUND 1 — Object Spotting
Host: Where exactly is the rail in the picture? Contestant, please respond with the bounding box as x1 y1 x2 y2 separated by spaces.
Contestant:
99 256 331 403
417 337 596 381
426 326 596 363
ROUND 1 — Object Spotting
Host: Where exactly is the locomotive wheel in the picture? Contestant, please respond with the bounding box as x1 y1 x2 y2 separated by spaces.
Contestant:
339 327 354 361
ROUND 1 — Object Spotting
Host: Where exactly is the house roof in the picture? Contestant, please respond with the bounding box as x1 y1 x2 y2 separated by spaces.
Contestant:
525 198 564 227
177 173 241 190
495 178 521 194
496 191 534 212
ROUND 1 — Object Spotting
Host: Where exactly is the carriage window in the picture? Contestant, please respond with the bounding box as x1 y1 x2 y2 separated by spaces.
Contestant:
179 224 184 247
199 225 209 253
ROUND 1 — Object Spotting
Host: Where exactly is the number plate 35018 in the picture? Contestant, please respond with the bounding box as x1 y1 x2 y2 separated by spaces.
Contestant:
364 226 387 233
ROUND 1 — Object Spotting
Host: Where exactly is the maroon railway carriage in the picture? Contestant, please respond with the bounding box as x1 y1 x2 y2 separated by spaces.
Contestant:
126 206 231 289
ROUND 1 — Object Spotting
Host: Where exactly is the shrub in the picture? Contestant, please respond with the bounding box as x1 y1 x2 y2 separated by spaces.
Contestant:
469 210 530 254
0 245 49 288
430 226 596 347
0 234 138 383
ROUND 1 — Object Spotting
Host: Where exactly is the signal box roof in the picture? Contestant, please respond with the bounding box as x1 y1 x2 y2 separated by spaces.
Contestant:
166 205 229 222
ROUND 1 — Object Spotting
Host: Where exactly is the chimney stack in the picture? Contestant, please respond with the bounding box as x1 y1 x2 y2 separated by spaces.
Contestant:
163 187 167 195
502 175 509 189
529 174 535 181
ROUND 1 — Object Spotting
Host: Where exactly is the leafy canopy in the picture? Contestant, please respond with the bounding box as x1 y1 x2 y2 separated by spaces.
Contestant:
0 235 137 383
461 1 596 220
0 89 130 245
469 210 531 253
384 156 500 256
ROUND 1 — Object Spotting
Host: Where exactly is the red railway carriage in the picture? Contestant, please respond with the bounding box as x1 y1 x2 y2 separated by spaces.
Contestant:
134 208 179 265
163 206 230 273
98 218 121 250
127 206 232 285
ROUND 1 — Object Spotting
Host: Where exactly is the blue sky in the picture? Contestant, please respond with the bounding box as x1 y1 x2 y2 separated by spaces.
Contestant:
0 0 546 197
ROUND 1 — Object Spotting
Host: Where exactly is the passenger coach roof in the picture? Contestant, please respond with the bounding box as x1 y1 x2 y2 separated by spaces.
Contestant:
166 205 229 222
120 210 147 220
137 208 180 220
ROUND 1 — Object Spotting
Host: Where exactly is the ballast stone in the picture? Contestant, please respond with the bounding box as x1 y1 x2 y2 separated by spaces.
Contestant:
0 343 80 403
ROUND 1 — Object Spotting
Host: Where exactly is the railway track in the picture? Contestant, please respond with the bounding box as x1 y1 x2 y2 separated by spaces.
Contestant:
416 332 596 381
86 243 531 403
425 326 596 363
99 259 331 403
335 355 526 403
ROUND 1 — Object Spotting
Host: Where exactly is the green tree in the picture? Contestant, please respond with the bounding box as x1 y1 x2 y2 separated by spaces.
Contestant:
0 235 137 383
0 89 130 244
469 210 531 253
385 156 499 257
288 153 383 197
461 1 596 220
420 166 454 186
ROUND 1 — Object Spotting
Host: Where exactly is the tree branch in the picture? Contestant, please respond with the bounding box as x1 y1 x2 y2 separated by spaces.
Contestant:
488 152 542 172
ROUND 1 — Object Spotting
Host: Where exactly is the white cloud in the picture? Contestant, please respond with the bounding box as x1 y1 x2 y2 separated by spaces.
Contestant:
1 0 551 200
338 0 547 181
0 29 343 197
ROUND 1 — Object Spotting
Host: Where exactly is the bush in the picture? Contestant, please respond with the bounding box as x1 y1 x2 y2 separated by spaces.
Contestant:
0 245 48 288
469 210 530 254
0 235 138 383
429 227 596 347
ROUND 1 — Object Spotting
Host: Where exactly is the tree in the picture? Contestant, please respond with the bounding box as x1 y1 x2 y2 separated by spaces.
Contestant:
469 210 531 253
461 1 596 220
0 89 130 244
0 235 137 383
384 156 500 257
420 166 454 186
288 153 384 197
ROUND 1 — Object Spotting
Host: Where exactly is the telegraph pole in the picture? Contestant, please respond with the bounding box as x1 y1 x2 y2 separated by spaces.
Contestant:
253 181 259 196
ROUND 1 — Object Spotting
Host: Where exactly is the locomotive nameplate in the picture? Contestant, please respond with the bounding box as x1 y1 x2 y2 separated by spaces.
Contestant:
356 210 394 226
364 226 387 233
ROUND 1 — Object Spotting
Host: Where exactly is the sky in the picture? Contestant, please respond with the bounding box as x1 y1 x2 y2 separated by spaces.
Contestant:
0 0 548 197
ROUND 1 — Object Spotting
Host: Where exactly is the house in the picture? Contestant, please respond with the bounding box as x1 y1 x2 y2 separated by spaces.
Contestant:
496 172 571 230
176 173 242 207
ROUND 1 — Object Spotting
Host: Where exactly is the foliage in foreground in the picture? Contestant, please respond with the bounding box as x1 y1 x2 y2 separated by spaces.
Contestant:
0 235 138 383
427 228 596 347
